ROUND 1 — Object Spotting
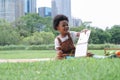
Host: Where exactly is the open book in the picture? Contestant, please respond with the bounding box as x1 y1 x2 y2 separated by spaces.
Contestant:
75 30 91 57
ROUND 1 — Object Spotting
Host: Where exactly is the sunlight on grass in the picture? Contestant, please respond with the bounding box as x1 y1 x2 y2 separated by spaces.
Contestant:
0 50 104 59
0 50 56 59
0 58 120 80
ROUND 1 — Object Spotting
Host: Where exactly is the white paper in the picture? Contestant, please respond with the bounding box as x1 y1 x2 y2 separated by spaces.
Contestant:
77 30 91 44
75 43 88 57
75 30 91 57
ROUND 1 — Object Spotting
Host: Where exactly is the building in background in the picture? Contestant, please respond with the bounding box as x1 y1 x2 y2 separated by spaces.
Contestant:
24 0 36 14
38 7 51 17
72 18 82 27
0 0 24 22
52 0 72 26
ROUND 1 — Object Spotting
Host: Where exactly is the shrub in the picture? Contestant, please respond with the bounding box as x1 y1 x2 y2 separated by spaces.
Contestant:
27 44 54 50
88 44 120 50
0 44 119 50
0 20 21 45
0 45 26 50
21 32 55 45
0 44 55 50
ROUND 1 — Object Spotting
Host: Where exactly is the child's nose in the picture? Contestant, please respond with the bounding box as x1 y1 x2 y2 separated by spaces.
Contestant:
65 26 69 30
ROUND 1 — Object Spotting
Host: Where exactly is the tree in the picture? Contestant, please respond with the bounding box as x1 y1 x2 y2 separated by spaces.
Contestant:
89 27 111 44
14 13 46 36
22 32 55 45
108 25 120 44
0 19 20 45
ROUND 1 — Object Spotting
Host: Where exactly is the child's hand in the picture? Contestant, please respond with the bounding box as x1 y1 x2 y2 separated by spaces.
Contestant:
81 29 89 34
57 50 63 57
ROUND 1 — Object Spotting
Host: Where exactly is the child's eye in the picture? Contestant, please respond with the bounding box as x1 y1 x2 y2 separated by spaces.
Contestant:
63 25 66 27
66 23 68 26
62 24 68 27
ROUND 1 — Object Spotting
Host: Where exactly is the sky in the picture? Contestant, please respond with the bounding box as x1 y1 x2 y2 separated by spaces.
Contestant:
37 0 120 30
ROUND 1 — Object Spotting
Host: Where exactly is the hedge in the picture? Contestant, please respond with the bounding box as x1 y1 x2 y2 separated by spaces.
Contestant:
0 44 119 50
0 44 54 50
88 44 120 50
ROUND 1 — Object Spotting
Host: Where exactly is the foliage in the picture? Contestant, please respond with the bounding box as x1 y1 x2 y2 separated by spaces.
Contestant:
0 19 21 45
0 44 54 50
108 25 120 44
70 26 85 32
0 14 120 45
0 45 26 50
14 13 44 36
89 28 111 44
88 44 120 50
70 25 118 44
14 14 53 37
22 32 55 45
27 44 54 50
0 44 119 50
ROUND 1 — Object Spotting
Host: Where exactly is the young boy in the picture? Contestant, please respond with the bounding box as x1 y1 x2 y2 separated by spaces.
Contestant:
53 14 93 59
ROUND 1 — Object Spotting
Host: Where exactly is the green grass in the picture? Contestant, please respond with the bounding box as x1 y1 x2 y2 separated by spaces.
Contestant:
0 50 56 59
0 50 104 59
0 58 120 80
0 50 119 80
89 50 104 55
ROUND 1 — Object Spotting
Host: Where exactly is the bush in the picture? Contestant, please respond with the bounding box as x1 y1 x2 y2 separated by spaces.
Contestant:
0 20 21 45
0 44 55 50
88 44 120 50
0 45 26 50
27 44 54 50
0 44 119 50
22 32 55 45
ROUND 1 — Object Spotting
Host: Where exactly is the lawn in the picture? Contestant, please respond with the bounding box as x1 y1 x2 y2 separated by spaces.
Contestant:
0 50 104 59
0 50 120 80
0 50 56 59
0 58 120 80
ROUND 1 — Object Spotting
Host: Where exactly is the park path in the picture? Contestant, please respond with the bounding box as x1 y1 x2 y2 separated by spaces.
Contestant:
0 58 54 63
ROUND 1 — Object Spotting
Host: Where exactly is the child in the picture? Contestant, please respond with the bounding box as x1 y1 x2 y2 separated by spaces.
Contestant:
53 14 93 59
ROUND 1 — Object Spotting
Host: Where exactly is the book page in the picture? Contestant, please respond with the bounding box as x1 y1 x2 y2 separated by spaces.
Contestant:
77 30 91 44
75 43 88 57
75 30 91 57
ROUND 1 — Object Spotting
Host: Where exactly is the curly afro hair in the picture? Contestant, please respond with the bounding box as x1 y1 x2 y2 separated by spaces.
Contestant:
53 14 69 30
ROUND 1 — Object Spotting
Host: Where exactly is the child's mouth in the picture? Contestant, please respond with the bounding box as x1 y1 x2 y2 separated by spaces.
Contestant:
64 28 68 32
64 27 69 32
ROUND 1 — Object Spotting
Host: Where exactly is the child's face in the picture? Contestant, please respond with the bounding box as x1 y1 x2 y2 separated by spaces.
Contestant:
57 20 69 34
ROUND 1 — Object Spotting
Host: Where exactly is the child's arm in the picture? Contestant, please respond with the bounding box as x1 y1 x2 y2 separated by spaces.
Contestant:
76 29 89 37
56 48 71 59
56 48 64 59
57 50 69 57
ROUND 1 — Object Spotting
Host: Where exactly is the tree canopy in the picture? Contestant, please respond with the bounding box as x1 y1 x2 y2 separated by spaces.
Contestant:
0 13 120 45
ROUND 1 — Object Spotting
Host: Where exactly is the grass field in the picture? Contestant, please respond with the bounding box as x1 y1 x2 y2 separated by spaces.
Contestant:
0 50 105 59
0 50 120 80
0 50 56 59
0 58 120 80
